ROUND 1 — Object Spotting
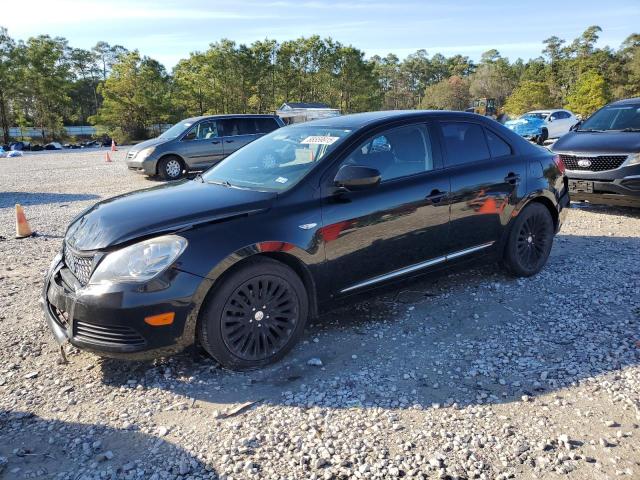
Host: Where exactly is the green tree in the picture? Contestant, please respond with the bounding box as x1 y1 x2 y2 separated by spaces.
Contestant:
504 81 552 115
0 27 18 143
93 51 171 141
564 70 608 116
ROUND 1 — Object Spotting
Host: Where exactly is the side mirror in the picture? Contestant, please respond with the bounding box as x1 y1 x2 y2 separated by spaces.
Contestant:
334 165 381 191
182 130 197 141
570 121 582 131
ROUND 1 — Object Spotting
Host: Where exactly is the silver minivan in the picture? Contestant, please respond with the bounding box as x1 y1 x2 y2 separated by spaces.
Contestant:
126 114 285 180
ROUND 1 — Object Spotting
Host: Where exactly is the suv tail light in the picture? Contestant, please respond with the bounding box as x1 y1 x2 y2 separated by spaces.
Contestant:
553 154 566 175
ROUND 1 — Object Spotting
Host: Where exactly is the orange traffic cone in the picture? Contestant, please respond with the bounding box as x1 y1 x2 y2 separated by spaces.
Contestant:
15 204 33 238
105 152 112 163
111 139 117 152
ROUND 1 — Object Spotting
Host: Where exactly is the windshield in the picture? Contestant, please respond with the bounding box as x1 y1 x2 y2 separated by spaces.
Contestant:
521 112 548 120
202 126 352 191
580 104 640 131
158 121 194 139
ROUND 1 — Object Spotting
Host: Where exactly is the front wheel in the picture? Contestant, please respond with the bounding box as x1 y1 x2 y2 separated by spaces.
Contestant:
198 258 309 370
158 156 184 180
502 203 555 277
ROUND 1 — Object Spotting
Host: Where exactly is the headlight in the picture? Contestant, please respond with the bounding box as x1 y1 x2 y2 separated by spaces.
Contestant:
89 235 187 285
627 153 640 166
136 146 156 161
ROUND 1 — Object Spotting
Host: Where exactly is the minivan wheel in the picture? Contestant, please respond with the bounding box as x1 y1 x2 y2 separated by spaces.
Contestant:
158 156 184 180
503 203 554 277
198 258 309 370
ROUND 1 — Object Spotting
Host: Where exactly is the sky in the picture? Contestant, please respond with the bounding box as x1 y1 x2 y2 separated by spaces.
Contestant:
2 0 639 69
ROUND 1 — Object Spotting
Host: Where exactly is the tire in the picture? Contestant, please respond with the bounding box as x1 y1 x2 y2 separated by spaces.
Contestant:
158 156 184 180
502 203 555 277
536 128 548 145
198 258 309 370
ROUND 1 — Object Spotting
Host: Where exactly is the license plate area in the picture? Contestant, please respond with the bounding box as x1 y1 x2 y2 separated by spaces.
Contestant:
569 180 593 194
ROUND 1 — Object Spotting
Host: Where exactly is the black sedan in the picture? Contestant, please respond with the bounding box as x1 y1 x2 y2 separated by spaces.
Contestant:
43 111 569 370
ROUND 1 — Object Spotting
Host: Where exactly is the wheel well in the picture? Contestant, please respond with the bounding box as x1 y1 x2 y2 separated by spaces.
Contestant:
527 196 558 230
156 154 185 175
199 253 319 323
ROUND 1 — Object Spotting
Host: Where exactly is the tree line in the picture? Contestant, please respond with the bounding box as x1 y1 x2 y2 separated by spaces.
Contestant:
0 25 638 143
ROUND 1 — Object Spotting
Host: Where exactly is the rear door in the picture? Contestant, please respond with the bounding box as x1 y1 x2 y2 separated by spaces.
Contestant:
221 118 261 155
179 120 224 168
439 120 527 253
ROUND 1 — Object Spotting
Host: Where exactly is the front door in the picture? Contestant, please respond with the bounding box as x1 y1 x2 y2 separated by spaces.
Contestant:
321 122 451 295
439 120 527 253
179 120 224 168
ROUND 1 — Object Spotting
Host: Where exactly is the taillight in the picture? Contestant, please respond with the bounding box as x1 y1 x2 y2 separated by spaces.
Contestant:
553 154 566 175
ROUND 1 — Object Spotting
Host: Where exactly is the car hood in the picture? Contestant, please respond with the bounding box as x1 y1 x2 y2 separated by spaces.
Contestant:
129 137 171 152
552 131 640 154
65 180 276 251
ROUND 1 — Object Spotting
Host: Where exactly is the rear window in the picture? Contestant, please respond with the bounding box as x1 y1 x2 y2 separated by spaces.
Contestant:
485 129 512 157
441 122 490 166
256 118 280 133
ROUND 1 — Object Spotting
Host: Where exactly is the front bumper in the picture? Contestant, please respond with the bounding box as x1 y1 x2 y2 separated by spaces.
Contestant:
41 254 204 359
565 163 640 207
126 153 157 175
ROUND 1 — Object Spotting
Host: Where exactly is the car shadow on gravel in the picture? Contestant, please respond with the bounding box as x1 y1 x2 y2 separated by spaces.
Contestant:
0 192 100 209
0 410 213 479
94 235 639 415
570 202 640 218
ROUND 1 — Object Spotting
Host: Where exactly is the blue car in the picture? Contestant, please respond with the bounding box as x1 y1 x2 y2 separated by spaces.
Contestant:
505 114 547 144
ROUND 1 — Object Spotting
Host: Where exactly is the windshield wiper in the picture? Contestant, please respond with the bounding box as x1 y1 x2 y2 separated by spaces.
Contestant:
207 179 233 187
194 173 205 183
575 128 605 132
620 127 640 132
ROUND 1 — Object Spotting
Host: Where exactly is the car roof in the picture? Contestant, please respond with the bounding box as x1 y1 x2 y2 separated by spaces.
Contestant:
295 110 491 130
182 114 278 123
608 97 640 106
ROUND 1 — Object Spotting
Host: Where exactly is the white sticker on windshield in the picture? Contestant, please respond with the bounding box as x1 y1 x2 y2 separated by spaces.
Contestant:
301 135 340 145
275 177 288 184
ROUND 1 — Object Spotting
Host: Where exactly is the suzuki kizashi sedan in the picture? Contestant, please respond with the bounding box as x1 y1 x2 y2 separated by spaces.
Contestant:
43 111 569 370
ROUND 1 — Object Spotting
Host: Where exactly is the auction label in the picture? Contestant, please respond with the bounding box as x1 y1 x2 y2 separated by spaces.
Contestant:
301 136 340 145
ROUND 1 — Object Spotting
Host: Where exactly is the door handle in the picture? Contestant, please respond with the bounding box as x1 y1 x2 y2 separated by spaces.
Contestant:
225 139 234 143
504 172 520 185
426 189 447 203
211 140 220 144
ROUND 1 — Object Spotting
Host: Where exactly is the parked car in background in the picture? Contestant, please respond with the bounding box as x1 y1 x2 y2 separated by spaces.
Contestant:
43 111 568 369
126 114 285 180
552 97 640 207
505 109 578 144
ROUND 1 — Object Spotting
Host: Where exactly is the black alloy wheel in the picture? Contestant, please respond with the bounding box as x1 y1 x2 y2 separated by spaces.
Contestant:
503 203 554 277
198 258 308 370
221 275 298 362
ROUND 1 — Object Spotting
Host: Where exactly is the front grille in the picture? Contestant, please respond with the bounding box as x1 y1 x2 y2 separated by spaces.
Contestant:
126 151 136 160
560 154 627 172
74 321 146 347
63 246 94 286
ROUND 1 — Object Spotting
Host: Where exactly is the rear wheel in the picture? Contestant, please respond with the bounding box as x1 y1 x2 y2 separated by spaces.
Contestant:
198 258 308 370
158 155 184 180
503 203 554 277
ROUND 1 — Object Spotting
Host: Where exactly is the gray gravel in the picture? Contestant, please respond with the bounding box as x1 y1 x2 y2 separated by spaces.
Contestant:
1 150 639 479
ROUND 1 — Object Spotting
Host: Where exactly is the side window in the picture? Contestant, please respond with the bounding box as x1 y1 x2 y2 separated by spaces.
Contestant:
441 122 490 166
340 124 434 182
183 121 219 141
485 129 512 157
256 118 279 133
237 119 258 135
221 119 240 136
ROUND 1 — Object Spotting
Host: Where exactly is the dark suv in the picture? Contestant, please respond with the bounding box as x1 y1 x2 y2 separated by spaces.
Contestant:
552 97 640 207
126 114 285 180
43 111 568 370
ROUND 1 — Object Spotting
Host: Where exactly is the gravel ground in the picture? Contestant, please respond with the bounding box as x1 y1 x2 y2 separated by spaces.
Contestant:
0 149 639 480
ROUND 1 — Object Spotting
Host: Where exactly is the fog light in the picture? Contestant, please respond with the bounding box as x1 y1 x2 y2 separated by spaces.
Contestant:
144 312 175 326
